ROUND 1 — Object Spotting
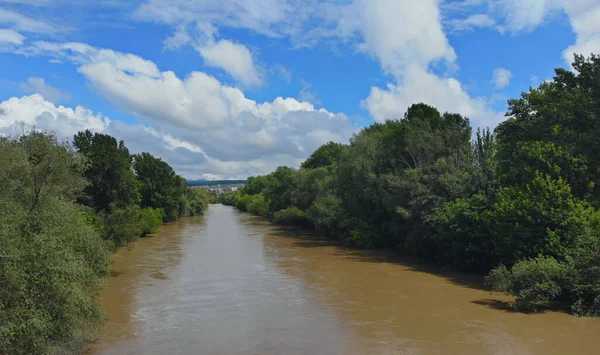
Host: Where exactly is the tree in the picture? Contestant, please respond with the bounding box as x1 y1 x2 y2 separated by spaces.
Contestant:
73 130 140 211
497 54 600 204
301 141 345 169
0 132 110 354
133 152 186 221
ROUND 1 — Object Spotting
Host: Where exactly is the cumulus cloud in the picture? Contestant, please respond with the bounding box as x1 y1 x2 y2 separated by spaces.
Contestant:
19 77 70 102
0 93 355 179
2 39 357 178
131 0 506 130
197 38 262 86
0 94 109 137
159 15 263 86
78 62 231 129
363 65 505 128
560 0 600 65
356 0 503 128
491 68 512 88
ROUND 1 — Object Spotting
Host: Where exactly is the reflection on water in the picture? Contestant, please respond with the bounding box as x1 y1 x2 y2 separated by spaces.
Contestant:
91 204 600 355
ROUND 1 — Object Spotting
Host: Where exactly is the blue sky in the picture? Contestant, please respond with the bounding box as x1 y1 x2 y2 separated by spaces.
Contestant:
0 0 598 179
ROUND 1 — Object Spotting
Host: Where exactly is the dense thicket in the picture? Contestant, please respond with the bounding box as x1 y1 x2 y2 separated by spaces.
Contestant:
0 130 208 354
220 55 600 315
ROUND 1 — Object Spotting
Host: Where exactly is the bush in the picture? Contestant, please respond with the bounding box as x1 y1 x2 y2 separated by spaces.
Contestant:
344 220 382 249
235 194 251 212
307 194 344 238
101 205 143 246
485 173 596 266
138 208 163 236
486 256 574 311
429 194 494 273
246 193 269 217
272 207 311 226
218 191 239 206
183 188 209 216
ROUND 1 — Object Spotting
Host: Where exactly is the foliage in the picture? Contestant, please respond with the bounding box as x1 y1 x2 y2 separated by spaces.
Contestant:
73 130 140 211
486 256 574 311
133 152 187 221
484 173 596 266
246 193 269 217
301 141 345 169
138 207 163 236
0 133 110 354
182 188 210 216
225 55 600 315
0 130 208 353
218 191 238 206
272 207 311 226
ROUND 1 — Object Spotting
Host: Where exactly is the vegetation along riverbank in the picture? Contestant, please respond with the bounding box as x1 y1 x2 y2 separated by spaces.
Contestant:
219 55 600 317
0 130 209 354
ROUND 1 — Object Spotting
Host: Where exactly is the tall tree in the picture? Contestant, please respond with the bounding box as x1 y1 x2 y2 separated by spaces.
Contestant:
133 152 185 220
73 130 140 211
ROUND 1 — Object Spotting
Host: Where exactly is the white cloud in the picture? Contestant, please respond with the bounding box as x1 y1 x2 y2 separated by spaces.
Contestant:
163 24 262 86
356 0 456 75
78 62 231 129
560 0 600 65
446 14 496 32
363 65 505 128
489 0 550 33
2 39 357 178
133 0 302 39
21 41 161 77
0 7 65 33
491 68 512 88
445 0 600 66
357 0 503 128
197 39 262 86
297 80 321 106
19 77 70 102
131 0 507 131
0 28 25 44
0 93 355 179
0 94 109 137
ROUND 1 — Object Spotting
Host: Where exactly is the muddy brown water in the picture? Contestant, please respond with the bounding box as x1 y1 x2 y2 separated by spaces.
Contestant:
90 204 600 355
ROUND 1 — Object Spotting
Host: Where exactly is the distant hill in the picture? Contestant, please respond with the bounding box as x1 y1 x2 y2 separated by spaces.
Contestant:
187 179 247 187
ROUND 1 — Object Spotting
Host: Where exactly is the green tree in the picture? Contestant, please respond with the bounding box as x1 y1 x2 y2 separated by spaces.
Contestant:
301 141 345 169
0 132 110 354
73 130 140 211
133 152 186 221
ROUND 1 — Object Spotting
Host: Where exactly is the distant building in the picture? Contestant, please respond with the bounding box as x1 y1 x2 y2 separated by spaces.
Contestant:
194 183 245 196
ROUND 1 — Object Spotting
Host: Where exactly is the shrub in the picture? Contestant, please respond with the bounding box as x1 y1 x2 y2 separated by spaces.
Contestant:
307 194 344 238
272 207 311 226
485 256 574 311
183 188 209 216
101 205 143 246
138 207 163 236
246 193 269 217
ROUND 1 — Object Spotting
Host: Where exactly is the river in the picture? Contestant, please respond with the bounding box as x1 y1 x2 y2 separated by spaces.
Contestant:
90 204 600 355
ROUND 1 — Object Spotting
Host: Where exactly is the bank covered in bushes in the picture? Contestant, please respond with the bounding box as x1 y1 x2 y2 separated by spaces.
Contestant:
220 55 600 316
0 130 209 354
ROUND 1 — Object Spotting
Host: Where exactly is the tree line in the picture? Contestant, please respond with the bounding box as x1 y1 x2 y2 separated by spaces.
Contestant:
0 130 209 354
220 55 600 315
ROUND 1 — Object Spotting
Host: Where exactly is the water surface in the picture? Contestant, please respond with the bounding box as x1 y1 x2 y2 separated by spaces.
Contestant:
91 204 600 355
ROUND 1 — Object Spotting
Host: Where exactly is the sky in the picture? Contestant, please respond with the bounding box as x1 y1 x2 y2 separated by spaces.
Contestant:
0 0 598 180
